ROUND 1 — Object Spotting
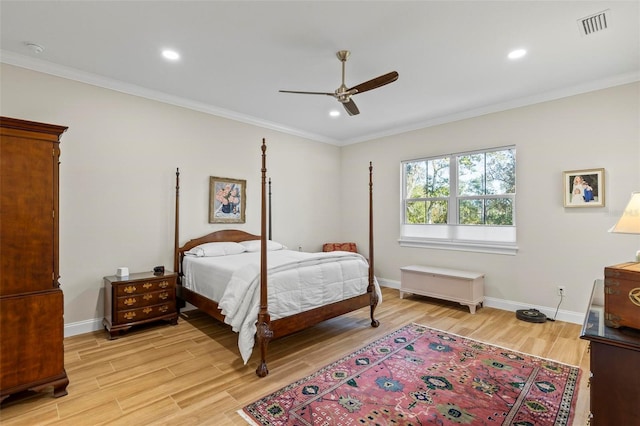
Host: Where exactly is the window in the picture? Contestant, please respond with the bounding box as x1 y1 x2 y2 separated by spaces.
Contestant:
400 146 517 254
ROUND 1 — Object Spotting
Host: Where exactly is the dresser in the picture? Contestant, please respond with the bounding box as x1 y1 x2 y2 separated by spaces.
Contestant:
0 117 69 401
103 271 178 339
580 279 640 425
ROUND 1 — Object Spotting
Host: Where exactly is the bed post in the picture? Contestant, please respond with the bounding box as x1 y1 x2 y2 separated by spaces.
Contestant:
174 168 180 276
256 139 273 377
268 177 272 241
369 161 380 327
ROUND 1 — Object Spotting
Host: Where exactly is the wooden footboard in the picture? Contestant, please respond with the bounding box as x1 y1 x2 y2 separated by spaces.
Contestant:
270 293 374 338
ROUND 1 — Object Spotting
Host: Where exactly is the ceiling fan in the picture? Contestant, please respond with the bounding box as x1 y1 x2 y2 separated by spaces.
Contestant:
279 50 399 116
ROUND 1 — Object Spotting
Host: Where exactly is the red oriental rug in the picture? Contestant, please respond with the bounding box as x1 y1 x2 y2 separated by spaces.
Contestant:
240 323 581 426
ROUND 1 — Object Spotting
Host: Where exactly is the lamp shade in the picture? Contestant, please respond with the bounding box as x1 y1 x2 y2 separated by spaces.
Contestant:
610 192 640 234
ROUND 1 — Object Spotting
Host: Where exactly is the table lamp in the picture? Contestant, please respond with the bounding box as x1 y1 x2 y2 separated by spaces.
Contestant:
609 192 640 261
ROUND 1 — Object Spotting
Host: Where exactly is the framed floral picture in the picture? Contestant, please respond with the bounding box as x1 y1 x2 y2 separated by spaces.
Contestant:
209 176 246 223
563 168 605 208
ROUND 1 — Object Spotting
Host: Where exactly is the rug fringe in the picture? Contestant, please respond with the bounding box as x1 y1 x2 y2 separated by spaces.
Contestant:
237 408 261 426
412 322 581 368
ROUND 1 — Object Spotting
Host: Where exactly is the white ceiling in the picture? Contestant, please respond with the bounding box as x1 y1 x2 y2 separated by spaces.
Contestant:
1 1 639 145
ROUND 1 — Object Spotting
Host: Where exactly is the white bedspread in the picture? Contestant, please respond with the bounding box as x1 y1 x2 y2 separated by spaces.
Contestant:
182 250 381 363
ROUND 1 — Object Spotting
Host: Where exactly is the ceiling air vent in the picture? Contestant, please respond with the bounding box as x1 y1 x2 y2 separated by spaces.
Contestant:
578 10 610 36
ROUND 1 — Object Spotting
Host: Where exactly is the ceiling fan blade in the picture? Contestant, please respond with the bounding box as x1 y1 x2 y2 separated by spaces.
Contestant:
342 99 360 116
279 90 335 96
348 71 399 95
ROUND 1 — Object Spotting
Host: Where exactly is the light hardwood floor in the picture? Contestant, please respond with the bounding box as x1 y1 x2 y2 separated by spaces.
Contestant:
0 287 590 425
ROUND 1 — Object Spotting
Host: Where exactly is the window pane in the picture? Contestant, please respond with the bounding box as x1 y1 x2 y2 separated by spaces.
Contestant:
426 200 448 224
486 149 516 194
405 161 426 198
459 199 483 224
486 198 513 225
458 154 484 196
427 158 450 197
406 201 426 224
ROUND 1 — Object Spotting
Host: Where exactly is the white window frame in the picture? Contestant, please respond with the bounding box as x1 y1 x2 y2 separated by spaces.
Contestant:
399 146 518 255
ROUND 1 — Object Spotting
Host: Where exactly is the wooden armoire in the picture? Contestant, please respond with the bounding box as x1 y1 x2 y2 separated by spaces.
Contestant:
0 117 69 401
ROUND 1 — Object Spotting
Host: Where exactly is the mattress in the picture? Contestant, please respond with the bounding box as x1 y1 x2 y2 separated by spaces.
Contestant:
182 249 380 363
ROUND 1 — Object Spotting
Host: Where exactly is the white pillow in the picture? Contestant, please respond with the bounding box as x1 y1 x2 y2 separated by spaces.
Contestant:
239 240 286 252
184 242 246 257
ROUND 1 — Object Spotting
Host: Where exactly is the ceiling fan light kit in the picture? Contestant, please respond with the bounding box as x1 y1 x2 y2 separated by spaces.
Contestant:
279 50 399 116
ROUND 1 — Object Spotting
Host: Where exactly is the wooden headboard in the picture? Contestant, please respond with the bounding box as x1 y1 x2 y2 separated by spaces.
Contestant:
179 229 260 253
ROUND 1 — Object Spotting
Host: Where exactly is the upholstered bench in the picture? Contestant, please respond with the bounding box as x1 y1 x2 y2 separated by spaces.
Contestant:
400 265 484 314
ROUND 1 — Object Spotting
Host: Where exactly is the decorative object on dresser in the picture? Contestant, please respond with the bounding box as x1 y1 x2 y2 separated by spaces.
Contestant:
603 262 640 330
400 265 484 313
0 117 69 402
580 279 640 425
103 271 178 339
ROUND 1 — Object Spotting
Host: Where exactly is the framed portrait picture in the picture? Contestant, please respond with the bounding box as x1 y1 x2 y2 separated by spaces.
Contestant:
209 176 246 223
563 168 605 208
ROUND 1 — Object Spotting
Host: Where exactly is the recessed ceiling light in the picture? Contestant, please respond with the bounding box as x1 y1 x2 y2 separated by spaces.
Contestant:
162 49 180 61
329 110 340 117
508 49 527 60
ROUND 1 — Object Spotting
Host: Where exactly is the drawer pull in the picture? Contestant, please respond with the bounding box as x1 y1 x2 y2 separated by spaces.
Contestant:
143 282 153 289
159 281 169 289
629 287 640 307
143 307 152 314
123 297 136 306
159 292 169 300
159 305 169 313
123 285 136 294
143 294 153 301
124 312 136 320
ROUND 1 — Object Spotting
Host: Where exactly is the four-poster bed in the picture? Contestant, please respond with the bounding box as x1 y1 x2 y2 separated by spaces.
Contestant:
173 138 379 377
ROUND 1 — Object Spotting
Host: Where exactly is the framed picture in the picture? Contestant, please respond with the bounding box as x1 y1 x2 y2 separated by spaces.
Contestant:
563 168 605 208
209 176 246 223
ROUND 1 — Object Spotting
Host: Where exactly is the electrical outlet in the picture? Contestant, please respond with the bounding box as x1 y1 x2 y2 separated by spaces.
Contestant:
557 286 566 296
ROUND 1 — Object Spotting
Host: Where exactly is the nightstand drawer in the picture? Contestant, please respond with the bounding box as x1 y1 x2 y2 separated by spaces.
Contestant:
116 302 176 323
116 289 174 310
115 278 175 296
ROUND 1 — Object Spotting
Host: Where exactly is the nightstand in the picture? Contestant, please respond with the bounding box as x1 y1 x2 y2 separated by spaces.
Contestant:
103 271 178 339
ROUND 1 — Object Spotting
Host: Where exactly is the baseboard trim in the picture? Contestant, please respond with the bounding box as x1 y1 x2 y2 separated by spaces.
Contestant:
65 318 103 338
377 279 585 325
482 296 585 325
63 280 585 337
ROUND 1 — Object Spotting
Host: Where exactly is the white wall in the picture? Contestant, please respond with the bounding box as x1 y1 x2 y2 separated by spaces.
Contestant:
341 82 640 320
2 63 639 330
1 64 343 328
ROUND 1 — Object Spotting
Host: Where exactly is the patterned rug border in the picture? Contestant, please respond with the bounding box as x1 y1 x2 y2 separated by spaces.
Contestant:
410 323 581 369
238 322 581 425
